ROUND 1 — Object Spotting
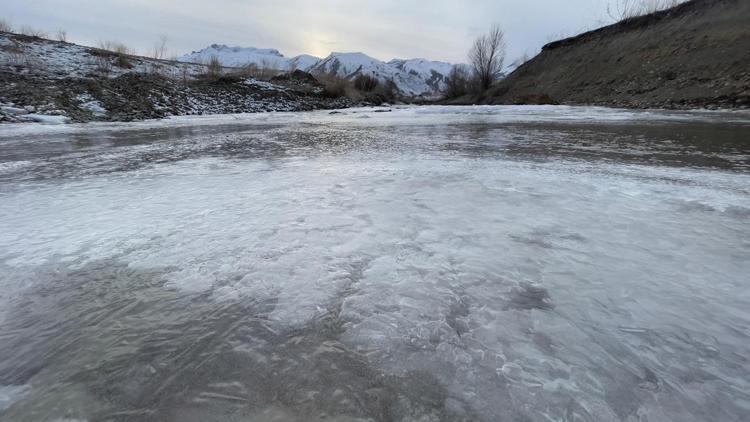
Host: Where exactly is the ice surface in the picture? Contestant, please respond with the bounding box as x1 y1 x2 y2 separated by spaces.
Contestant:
0 385 29 411
0 106 749 421
2 104 748 138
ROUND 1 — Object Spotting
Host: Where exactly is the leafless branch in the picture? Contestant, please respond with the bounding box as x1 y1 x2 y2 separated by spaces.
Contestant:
469 24 506 91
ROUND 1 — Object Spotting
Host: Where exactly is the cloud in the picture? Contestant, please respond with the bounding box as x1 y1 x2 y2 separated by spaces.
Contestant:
3 0 617 63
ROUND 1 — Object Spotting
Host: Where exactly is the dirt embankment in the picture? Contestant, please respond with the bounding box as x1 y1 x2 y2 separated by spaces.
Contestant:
478 0 750 109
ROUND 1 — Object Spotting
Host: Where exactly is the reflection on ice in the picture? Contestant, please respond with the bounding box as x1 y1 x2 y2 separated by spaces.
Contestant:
0 106 749 421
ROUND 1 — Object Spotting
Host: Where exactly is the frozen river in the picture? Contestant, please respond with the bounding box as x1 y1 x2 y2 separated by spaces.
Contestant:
0 106 749 421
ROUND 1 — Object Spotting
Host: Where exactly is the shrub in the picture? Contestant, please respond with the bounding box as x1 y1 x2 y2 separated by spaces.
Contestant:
0 18 12 33
444 65 470 98
93 55 112 76
354 74 379 92
206 55 222 79
20 25 48 38
97 40 133 55
373 79 397 102
94 40 134 70
152 34 168 60
230 62 259 79
607 0 685 21
323 78 349 98
3 46 27 67
312 71 360 99
251 59 283 80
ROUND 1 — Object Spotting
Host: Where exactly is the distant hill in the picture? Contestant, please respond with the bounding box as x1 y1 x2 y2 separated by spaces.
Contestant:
482 0 750 109
179 46 458 98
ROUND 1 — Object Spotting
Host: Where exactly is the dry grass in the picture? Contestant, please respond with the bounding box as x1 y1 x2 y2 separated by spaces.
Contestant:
95 40 134 69
206 55 222 79
325 78 350 97
230 62 259 79
98 41 133 56
353 74 379 92
232 60 283 80
152 34 168 60
314 72 354 98
3 49 28 67
608 0 685 21
313 71 398 101
19 25 48 38
221 61 284 81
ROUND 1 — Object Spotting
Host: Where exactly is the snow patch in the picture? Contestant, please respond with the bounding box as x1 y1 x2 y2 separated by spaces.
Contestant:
17 114 69 124
76 93 107 118
244 79 287 91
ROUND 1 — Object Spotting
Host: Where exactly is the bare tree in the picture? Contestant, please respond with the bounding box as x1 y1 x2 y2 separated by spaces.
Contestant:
469 24 506 91
444 65 470 98
152 34 168 60
56 29 67 42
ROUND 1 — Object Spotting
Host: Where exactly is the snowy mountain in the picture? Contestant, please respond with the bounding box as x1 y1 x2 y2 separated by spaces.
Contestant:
177 44 309 71
178 46 458 97
308 52 456 97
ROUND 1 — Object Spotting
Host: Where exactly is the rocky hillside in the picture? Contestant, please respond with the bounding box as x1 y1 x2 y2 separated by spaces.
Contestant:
483 0 750 109
0 33 354 124
179 45 457 98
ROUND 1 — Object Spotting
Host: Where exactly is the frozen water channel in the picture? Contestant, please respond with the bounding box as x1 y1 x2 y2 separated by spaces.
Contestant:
0 106 749 421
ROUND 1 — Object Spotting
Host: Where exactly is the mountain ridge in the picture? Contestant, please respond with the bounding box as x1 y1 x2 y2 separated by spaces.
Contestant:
177 46 458 97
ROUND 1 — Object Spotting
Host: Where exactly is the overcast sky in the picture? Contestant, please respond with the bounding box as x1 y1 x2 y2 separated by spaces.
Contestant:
3 0 618 64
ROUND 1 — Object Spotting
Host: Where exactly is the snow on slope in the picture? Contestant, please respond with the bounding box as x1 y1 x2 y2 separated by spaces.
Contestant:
388 58 455 95
179 46 458 97
0 33 207 80
288 54 321 71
